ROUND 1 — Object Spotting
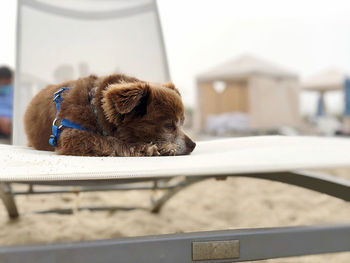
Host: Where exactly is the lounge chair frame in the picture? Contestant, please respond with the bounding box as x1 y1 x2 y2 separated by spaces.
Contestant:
1 170 350 218
1 224 350 263
1 169 350 262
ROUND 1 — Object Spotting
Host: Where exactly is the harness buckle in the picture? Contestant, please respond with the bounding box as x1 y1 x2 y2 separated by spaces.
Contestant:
52 118 63 130
53 94 60 102
49 135 57 146
53 87 69 102
54 88 66 96
52 118 58 126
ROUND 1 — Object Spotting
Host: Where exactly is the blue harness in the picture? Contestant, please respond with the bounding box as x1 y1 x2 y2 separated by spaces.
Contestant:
49 87 88 147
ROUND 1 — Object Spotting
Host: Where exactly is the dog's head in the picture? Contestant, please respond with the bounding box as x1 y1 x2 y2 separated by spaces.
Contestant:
102 81 196 155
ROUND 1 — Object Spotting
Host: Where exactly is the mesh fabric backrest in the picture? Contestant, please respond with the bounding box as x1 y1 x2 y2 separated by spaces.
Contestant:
14 0 169 145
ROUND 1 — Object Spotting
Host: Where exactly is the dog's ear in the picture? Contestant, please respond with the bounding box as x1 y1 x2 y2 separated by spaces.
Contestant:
163 82 181 96
102 82 149 122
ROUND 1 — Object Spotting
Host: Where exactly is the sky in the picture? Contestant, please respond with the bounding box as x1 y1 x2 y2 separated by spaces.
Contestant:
1 0 350 114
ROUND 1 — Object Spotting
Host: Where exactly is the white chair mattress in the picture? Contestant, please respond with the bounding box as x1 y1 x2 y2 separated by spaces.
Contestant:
0 136 349 182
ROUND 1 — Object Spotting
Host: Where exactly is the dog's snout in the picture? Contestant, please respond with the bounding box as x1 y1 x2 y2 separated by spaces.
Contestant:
184 134 196 153
188 140 196 152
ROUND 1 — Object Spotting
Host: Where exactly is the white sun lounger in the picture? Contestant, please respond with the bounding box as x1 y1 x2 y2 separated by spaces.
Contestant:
0 136 350 262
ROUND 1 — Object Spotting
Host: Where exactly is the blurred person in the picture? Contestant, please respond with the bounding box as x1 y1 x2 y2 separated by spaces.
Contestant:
0 66 13 136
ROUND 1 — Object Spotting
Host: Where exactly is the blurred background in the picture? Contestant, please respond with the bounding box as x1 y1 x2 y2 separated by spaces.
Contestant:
0 0 350 144
1 2 350 262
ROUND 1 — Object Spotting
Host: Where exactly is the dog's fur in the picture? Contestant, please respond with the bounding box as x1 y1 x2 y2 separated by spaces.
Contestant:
24 74 196 156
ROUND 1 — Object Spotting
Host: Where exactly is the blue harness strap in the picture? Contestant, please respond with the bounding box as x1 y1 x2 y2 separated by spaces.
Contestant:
49 87 88 147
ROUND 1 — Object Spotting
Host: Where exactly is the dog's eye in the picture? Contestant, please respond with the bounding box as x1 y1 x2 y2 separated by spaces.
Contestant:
164 123 176 131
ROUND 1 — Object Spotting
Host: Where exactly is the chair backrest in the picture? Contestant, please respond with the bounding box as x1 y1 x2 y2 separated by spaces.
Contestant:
14 0 170 145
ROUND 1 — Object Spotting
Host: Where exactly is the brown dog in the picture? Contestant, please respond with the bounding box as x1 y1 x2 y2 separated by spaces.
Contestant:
24 74 196 156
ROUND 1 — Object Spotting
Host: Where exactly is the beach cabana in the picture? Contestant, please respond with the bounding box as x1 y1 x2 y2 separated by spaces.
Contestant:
195 55 300 132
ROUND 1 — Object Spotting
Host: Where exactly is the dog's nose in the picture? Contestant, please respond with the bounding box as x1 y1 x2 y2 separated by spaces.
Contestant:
184 134 196 153
187 141 196 152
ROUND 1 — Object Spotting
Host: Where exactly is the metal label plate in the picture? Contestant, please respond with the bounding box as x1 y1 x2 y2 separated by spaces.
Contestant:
192 240 240 261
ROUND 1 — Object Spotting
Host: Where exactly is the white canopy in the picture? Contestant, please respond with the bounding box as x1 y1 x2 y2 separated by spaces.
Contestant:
302 68 347 92
197 54 298 82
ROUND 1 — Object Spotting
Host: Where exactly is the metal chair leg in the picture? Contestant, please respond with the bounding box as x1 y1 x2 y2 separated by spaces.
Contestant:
150 177 206 213
0 183 19 219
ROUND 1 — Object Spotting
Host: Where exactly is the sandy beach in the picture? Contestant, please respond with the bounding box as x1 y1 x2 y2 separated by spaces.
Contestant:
1 167 350 262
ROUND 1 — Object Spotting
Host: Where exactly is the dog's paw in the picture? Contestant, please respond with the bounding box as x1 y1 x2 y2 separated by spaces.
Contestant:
128 143 160 157
142 143 160 157
158 143 177 156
